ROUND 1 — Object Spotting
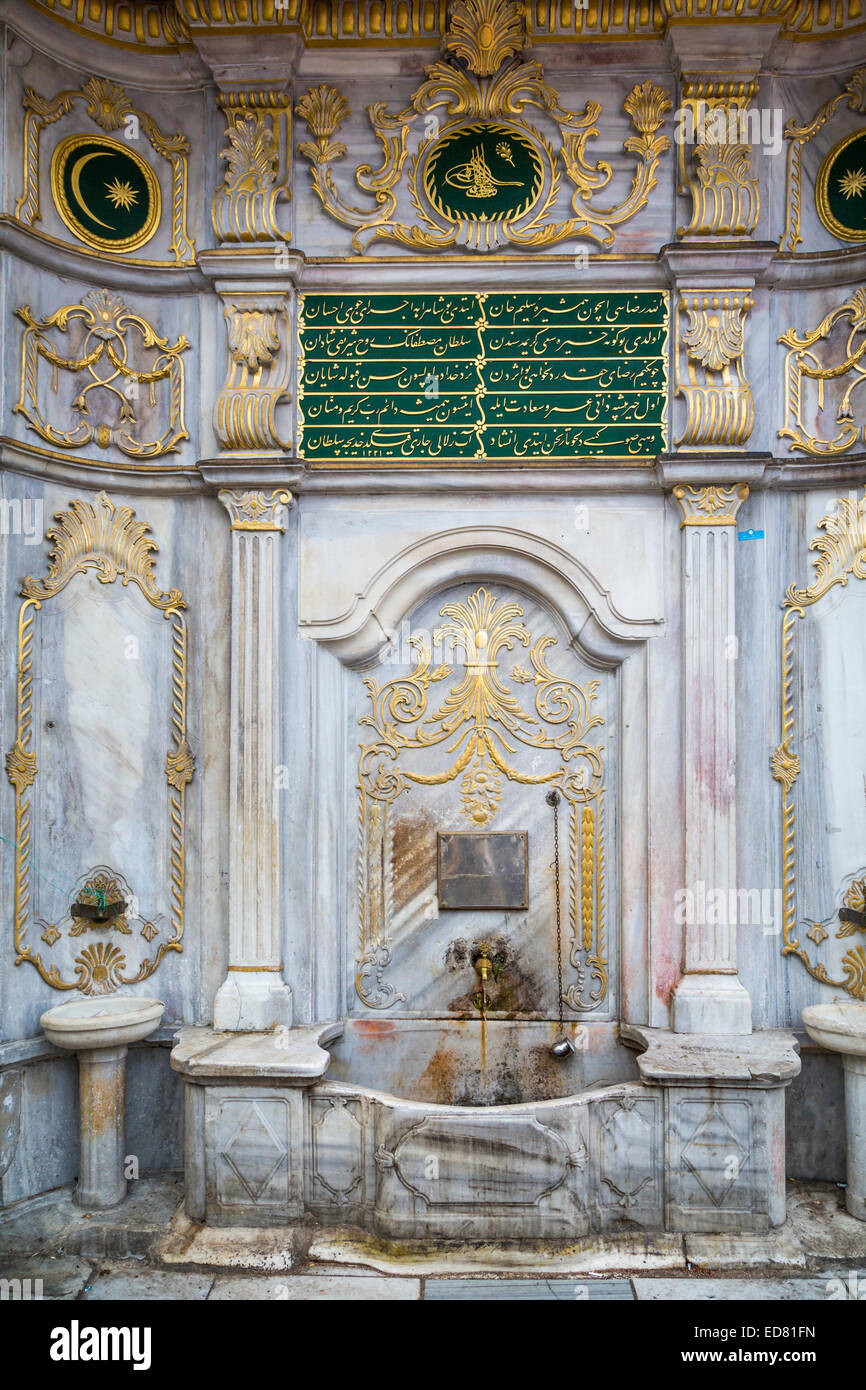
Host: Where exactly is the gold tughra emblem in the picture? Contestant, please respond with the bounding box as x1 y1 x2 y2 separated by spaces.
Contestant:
444 144 523 198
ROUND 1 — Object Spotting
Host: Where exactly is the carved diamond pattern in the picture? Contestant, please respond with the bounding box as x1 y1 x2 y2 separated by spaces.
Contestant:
682 1103 748 1208
220 1101 288 1204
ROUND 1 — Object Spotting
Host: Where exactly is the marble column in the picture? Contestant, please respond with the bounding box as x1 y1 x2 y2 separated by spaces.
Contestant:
672 482 752 1035
213 487 293 1032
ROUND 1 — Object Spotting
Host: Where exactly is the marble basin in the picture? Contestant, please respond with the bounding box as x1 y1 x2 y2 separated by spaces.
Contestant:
40 995 164 1209
801 1002 866 1057
802 1001 866 1222
41 996 164 1053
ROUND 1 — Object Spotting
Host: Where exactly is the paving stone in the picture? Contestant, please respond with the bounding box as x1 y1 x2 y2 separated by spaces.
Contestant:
633 1276 846 1301
82 1263 214 1300
685 1227 807 1269
208 1275 420 1300
0 1256 92 1300
424 1278 635 1300
158 1210 295 1271
786 1183 866 1262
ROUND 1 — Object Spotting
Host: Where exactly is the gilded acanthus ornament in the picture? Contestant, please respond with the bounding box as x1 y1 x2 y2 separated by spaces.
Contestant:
212 90 291 243
773 487 866 1002
677 80 760 238
675 293 755 448
778 289 866 456
14 288 189 460
214 297 292 453
6 493 192 994
357 587 608 1011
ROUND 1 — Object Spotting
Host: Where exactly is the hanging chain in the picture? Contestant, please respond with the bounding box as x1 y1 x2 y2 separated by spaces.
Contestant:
546 788 564 1035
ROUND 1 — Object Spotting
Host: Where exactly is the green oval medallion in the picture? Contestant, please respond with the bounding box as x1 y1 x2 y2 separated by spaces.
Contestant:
817 129 866 244
424 123 544 224
51 134 161 254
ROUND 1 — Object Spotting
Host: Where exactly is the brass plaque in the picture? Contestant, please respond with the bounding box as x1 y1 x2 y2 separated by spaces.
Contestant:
437 832 528 911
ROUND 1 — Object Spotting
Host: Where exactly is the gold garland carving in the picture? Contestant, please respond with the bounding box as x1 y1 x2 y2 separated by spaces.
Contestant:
772 487 866 1000
778 288 866 457
15 76 194 265
356 587 607 1010
4 492 193 993
14 289 188 459
295 54 670 254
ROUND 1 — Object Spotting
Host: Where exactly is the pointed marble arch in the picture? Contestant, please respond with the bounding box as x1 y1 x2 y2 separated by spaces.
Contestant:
297 524 666 668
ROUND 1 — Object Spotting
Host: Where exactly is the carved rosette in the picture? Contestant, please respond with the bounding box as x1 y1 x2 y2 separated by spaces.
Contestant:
214 296 292 454
675 292 755 448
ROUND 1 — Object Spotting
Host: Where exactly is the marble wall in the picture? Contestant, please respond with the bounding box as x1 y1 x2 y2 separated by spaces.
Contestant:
0 6 864 1214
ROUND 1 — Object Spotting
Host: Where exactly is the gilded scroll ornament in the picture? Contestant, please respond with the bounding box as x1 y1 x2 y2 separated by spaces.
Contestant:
357 587 608 1010
16 75 194 264
295 48 670 254
214 298 292 453
677 80 760 238
5 492 193 993
675 293 755 448
212 90 291 243
14 289 189 460
778 288 866 457
781 67 866 252
773 487 866 1001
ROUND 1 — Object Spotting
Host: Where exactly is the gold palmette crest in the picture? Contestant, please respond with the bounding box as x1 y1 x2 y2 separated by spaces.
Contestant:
356 587 607 1011
444 0 526 76
5 493 193 993
772 487 866 1001
295 40 670 254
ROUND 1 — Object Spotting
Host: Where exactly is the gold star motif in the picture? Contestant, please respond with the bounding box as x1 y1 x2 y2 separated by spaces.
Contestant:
104 178 138 211
839 168 866 199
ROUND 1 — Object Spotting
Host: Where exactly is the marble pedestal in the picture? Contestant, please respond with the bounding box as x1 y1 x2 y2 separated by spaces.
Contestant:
41 998 164 1210
802 1003 866 1222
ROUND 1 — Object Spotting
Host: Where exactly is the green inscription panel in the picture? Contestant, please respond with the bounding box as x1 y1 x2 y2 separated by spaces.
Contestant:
298 292 668 465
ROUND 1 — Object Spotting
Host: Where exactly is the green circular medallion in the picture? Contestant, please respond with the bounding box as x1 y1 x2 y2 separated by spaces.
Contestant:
51 134 161 254
424 123 544 225
816 129 866 244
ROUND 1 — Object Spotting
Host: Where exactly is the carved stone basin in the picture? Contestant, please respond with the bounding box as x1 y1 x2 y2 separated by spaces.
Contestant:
802 1002 866 1221
40 996 164 1209
801 1002 866 1058
41 996 164 1053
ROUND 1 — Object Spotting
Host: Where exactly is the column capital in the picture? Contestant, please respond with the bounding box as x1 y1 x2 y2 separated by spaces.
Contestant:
217 487 293 531
673 482 749 527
